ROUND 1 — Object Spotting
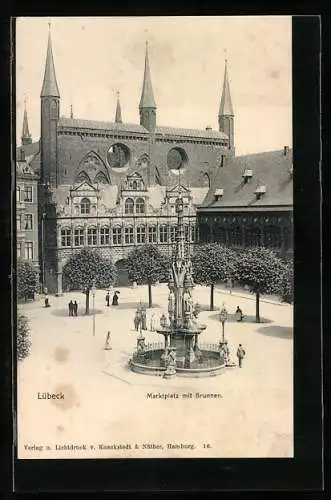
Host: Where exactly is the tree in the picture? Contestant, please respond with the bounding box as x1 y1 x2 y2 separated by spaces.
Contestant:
192 243 237 311
235 247 285 322
17 259 39 301
62 248 116 314
126 245 170 307
281 262 294 304
17 313 31 361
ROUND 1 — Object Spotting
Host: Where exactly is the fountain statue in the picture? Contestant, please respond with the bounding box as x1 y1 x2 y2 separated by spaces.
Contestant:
129 185 226 377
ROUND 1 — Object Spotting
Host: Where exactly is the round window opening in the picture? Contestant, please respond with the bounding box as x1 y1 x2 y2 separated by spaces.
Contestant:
107 143 130 169
167 147 188 170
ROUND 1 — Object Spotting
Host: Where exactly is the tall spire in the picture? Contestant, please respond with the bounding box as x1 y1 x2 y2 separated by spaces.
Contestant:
70 103 74 119
40 23 60 98
115 91 122 123
21 96 32 145
139 42 156 110
219 57 234 117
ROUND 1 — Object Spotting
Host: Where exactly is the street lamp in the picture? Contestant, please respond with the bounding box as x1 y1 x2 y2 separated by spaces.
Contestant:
220 303 228 343
91 284 96 336
41 212 46 293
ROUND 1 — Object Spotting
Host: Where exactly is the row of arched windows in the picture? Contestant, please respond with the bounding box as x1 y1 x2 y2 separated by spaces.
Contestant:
60 224 197 247
76 197 146 215
199 223 291 250
124 197 145 214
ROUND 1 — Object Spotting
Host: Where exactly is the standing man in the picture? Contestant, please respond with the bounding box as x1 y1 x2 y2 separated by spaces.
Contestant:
73 300 78 317
105 291 110 307
141 307 147 330
68 300 73 317
236 344 246 368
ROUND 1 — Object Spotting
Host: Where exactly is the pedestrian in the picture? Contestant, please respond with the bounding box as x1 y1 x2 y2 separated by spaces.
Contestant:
104 331 112 350
112 291 119 306
134 310 140 331
150 313 156 331
68 300 73 316
44 294 50 308
141 307 147 330
105 291 110 307
73 300 78 317
236 344 246 368
235 306 244 322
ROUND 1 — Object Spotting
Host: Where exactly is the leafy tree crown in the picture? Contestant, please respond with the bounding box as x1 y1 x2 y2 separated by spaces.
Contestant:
63 248 116 291
126 244 170 284
192 243 237 285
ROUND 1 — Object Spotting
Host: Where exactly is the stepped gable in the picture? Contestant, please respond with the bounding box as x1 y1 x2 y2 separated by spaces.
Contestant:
201 149 293 209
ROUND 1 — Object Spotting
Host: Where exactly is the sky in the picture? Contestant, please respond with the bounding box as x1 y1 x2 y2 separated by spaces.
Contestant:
15 16 292 155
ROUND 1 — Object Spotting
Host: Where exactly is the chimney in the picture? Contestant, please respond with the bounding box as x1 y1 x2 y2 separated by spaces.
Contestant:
205 125 212 131
283 146 289 156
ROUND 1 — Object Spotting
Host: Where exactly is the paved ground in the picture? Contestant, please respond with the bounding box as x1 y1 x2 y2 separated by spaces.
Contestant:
17 284 293 459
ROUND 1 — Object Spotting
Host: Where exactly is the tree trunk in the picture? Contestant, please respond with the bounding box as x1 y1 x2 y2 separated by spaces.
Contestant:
148 283 152 308
85 290 90 315
255 291 260 323
210 283 214 311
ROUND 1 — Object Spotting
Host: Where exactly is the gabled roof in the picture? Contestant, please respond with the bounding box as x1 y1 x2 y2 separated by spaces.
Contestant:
70 180 98 192
200 149 293 209
156 126 228 140
58 117 148 134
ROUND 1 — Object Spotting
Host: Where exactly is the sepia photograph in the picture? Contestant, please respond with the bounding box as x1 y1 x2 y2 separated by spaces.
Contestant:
15 16 293 460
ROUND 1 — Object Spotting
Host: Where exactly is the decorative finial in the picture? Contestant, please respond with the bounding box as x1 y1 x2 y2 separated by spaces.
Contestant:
117 90 120 99
48 19 51 31
224 48 227 64
24 93 27 108
70 103 73 119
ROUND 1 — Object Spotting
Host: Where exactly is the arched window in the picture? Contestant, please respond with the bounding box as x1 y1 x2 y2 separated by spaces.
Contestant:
135 197 145 214
190 226 196 242
229 226 242 247
159 225 168 243
136 225 146 244
125 198 134 215
148 226 157 243
80 198 90 215
203 173 210 187
264 225 281 249
100 227 110 245
214 225 227 245
94 171 109 184
245 226 262 247
76 171 91 184
112 226 122 245
124 226 134 245
74 227 84 246
132 180 138 190
61 228 72 247
87 227 97 245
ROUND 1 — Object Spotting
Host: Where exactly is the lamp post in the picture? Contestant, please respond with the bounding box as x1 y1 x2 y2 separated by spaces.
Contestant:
220 304 228 343
91 284 96 336
41 212 46 293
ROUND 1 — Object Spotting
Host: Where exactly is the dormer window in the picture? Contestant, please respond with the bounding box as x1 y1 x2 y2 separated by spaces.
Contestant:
214 188 224 201
80 197 91 214
242 169 253 183
255 185 266 199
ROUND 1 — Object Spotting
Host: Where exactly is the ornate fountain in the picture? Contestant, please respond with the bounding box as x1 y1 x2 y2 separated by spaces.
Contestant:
129 187 226 378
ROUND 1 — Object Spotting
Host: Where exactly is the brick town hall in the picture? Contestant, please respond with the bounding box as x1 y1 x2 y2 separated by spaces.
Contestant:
16 28 293 294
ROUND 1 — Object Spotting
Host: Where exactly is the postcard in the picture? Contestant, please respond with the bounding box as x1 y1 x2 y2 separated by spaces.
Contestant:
15 15 293 460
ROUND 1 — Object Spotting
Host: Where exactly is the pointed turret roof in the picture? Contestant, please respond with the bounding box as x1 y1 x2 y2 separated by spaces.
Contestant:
139 42 156 109
40 27 60 98
115 92 122 123
21 98 32 144
219 59 234 116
